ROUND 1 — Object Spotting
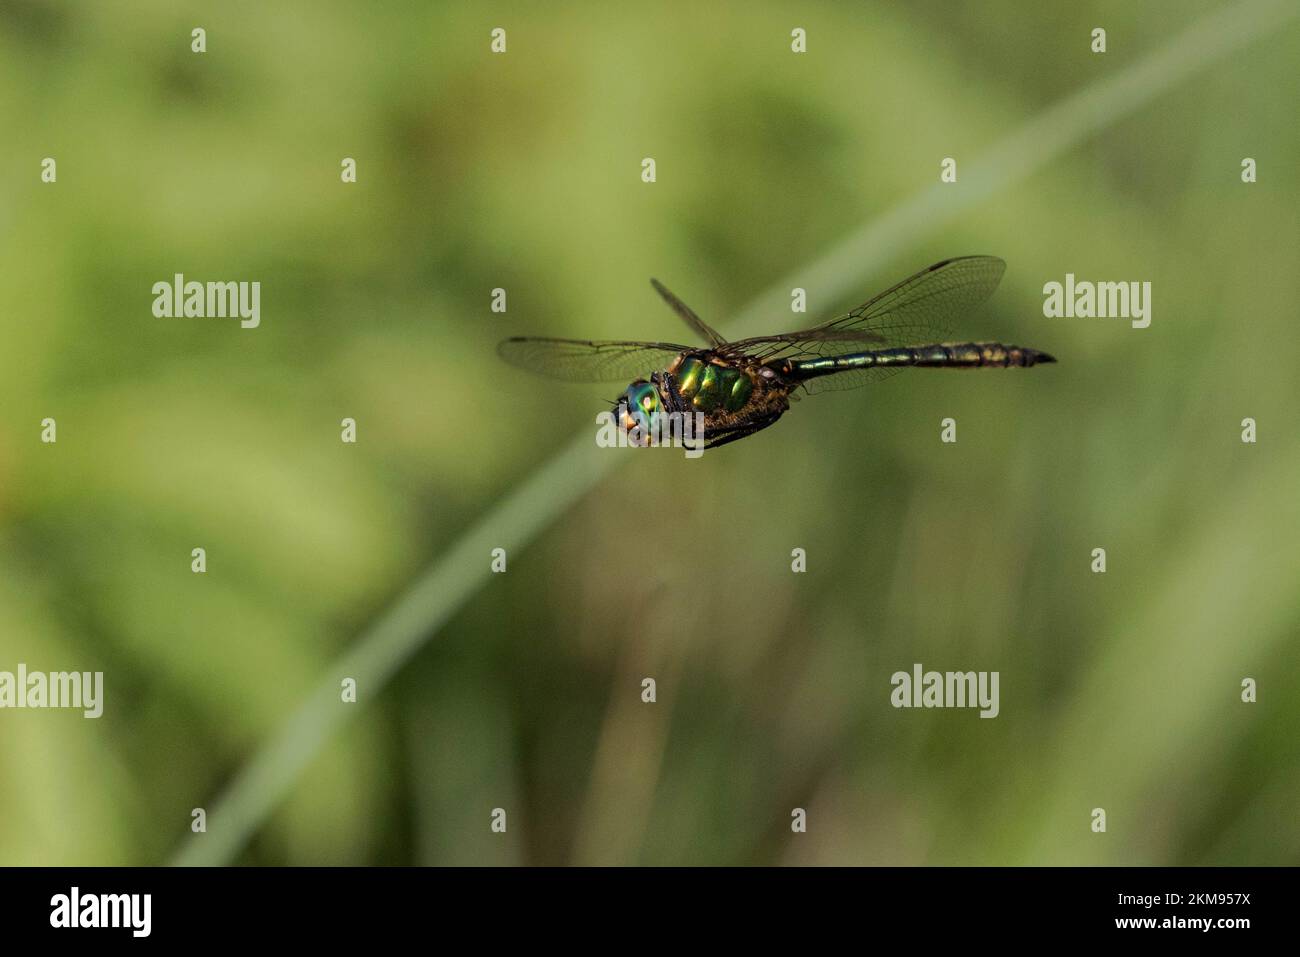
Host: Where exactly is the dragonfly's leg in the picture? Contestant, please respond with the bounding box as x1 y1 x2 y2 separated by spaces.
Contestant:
653 369 689 415
703 429 758 450
699 418 758 445
703 413 781 449
696 417 745 439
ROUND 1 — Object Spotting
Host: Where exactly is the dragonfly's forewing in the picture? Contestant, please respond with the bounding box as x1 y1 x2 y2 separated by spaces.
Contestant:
724 256 1007 393
650 278 726 347
497 337 690 382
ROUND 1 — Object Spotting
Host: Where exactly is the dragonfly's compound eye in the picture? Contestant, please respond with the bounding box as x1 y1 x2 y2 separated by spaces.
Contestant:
620 380 660 445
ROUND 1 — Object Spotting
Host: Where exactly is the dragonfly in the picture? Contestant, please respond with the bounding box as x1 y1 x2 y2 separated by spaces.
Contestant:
498 256 1056 450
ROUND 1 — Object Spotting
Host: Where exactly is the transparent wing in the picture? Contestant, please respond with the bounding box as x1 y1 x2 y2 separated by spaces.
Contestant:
497 337 690 382
723 255 1007 393
722 327 888 351
651 278 726 347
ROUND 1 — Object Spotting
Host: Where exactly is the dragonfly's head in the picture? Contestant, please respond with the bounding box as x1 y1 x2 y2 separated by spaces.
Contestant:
616 378 664 446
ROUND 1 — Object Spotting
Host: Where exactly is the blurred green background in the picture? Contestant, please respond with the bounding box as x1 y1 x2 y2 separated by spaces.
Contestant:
1 0 1297 866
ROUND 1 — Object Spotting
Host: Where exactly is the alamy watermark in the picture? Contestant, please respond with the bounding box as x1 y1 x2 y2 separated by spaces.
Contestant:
891 663 999 718
595 408 706 459
152 273 260 328
1042 273 1151 328
0 664 103 718
50 887 150 937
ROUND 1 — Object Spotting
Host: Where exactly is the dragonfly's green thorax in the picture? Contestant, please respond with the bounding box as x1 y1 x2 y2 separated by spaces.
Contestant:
672 355 754 412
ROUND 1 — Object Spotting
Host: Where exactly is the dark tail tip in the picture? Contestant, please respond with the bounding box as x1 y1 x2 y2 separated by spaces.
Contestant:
1036 350 1057 364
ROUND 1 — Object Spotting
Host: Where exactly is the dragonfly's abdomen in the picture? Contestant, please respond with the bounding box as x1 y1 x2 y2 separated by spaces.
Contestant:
788 342 1056 379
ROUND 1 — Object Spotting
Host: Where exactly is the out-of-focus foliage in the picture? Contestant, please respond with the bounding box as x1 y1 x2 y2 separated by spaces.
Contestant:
0 0 1296 865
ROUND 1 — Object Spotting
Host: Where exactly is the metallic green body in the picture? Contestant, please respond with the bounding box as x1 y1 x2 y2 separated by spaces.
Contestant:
674 356 753 412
